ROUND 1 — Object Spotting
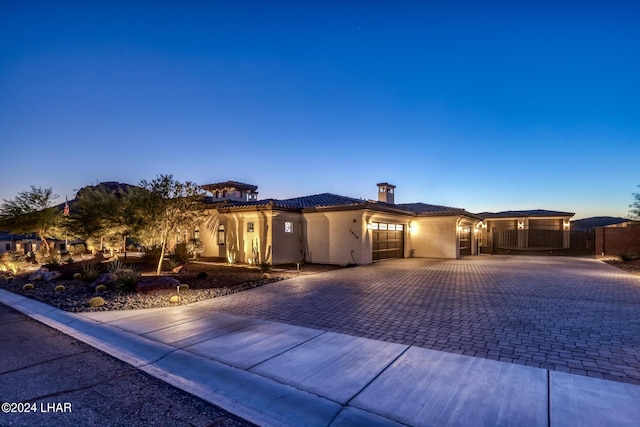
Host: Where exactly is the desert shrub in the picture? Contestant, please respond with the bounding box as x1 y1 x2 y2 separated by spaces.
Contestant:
81 263 101 283
164 258 180 271
187 238 204 258
196 271 208 279
23 283 34 290
95 284 107 293
117 268 140 293
174 242 190 264
179 284 189 292
72 244 86 256
259 262 271 272
169 295 181 304
143 246 163 264
261 273 271 280
66 256 74 264
73 272 82 280
106 259 124 274
54 285 65 292
89 296 105 307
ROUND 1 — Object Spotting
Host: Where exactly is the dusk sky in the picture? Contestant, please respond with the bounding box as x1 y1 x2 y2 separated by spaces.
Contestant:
1 1 638 220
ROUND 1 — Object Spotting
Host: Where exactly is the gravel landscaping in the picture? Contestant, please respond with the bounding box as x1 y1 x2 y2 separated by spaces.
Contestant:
0 258 298 312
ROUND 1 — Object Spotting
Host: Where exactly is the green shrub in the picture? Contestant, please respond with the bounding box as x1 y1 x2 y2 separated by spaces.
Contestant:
179 284 189 292
259 262 271 272
196 271 208 279
106 259 124 274
72 244 86 256
95 284 107 293
89 296 105 307
143 246 163 264
117 268 140 293
23 283 34 290
174 242 190 264
164 258 180 271
81 263 101 283
54 285 65 292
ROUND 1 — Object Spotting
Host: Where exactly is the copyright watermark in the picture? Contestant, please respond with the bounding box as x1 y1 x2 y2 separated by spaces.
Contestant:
2 402 72 413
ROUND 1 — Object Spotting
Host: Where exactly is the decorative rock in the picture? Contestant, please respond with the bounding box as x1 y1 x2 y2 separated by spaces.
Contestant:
90 273 119 289
135 277 181 294
28 267 49 281
42 270 62 282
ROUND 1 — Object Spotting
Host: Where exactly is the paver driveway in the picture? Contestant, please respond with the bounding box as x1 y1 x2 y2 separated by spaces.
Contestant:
192 256 640 384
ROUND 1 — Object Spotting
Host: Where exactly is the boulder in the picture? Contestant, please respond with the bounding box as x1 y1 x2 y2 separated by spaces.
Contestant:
28 267 49 281
90 273 119 289
42 270 62 282
136 277 180 294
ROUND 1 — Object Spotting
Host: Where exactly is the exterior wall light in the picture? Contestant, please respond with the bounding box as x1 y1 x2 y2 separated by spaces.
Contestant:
563 221 570 229
408 224 415 233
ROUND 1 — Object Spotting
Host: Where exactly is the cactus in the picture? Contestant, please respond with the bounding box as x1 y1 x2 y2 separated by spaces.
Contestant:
54 285 65 292
89 296 105 307
23 283 34 290
95 284 107 293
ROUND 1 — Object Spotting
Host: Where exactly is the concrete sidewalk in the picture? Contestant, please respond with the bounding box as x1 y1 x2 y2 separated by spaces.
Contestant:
2 288 640 427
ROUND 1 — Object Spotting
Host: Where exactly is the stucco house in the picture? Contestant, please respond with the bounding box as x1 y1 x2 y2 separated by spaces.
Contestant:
197 181 482 265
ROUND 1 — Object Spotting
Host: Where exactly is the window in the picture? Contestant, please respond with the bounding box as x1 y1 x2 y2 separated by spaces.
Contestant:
247 222 254 232
5 243 10 251
284 222 293 233
217 225 225 245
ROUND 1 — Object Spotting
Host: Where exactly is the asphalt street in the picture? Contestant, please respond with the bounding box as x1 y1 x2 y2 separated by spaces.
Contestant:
0 303 252 427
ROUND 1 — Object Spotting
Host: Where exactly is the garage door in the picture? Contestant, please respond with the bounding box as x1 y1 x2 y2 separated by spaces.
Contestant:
372 223 404 261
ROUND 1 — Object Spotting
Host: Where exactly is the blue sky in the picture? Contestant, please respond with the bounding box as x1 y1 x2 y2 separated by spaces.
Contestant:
1 1 638 219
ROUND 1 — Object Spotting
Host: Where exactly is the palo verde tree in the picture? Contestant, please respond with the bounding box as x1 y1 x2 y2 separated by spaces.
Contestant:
135 175 205 274
63 184 138 255
630 185 640 220
0 186 62 255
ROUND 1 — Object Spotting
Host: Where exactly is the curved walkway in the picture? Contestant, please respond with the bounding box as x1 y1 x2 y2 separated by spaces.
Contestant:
193 256 640 384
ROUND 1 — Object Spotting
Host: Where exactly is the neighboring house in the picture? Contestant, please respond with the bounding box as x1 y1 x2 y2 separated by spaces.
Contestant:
197 182 482 265
477 210 575 254
0 231 69 255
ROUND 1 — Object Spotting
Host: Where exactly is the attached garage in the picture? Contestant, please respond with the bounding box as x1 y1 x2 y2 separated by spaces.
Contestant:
372 222 404 261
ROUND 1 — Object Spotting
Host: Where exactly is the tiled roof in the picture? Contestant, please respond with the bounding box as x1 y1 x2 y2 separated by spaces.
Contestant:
212 192 480 218
479 209 575 218
394 202 469 215
279 193 364 209
201 181 258 192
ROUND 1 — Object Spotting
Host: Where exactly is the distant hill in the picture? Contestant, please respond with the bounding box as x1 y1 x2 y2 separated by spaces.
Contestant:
571 216 630 231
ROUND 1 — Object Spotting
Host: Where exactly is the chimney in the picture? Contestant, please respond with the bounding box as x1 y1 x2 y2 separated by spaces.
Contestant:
377 182 396 204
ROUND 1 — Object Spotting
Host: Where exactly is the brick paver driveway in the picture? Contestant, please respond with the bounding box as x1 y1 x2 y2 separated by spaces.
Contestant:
194 256 640 384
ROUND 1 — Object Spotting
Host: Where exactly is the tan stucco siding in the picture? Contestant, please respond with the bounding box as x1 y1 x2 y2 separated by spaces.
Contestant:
271 211 304 264
409 217 459 258
303 210 368 265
